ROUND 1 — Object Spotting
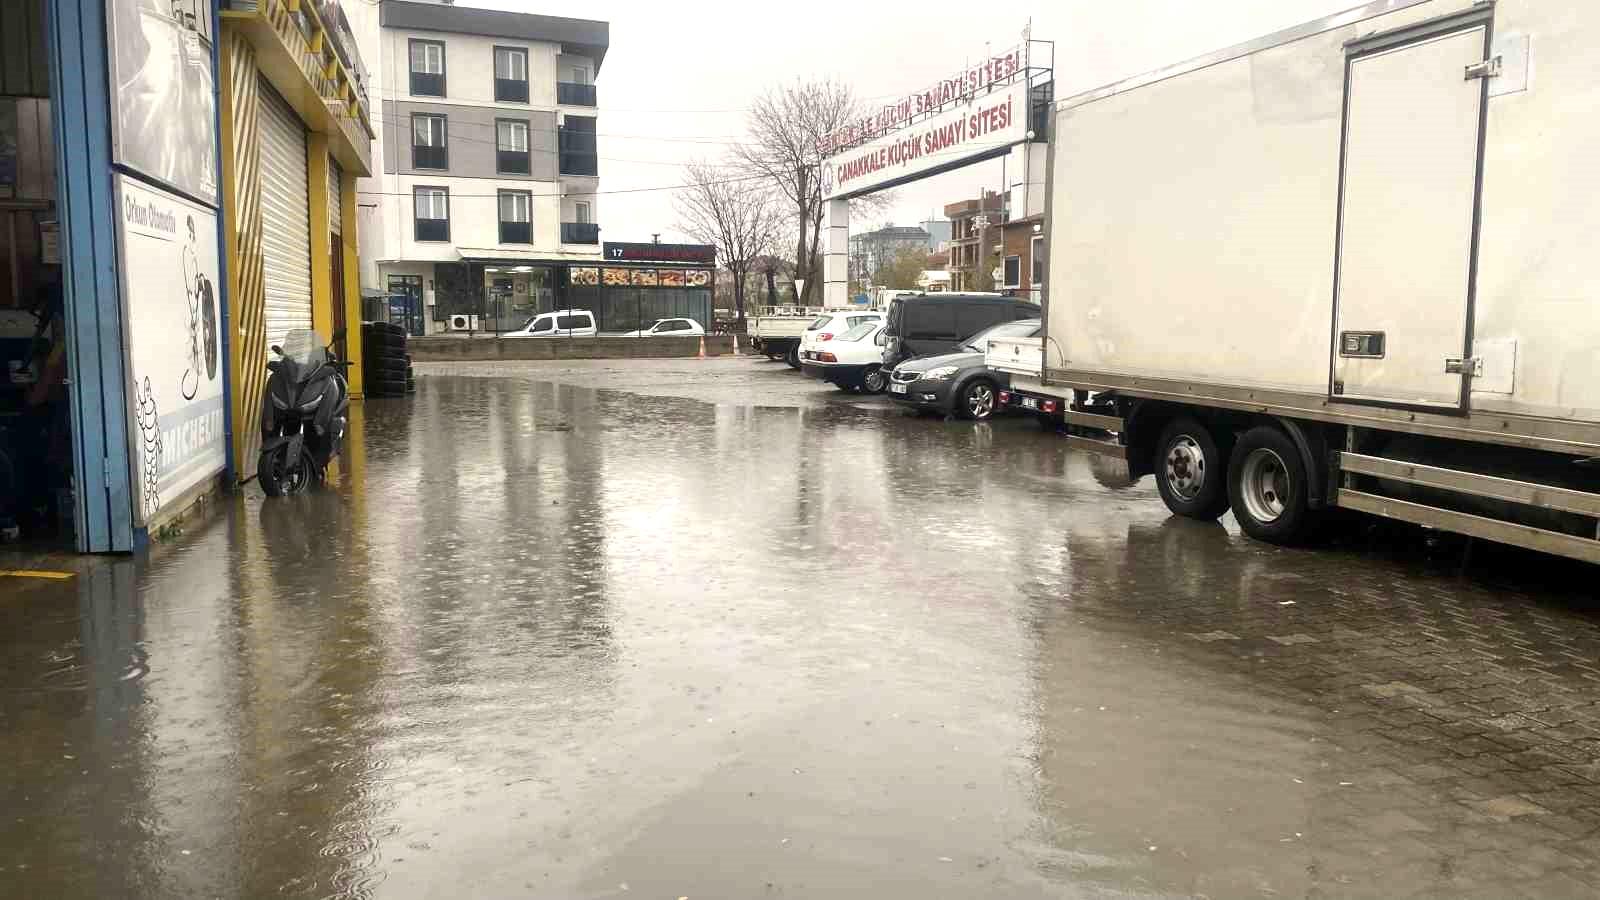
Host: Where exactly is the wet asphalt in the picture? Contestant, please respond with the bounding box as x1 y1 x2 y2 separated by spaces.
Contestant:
4 356 1600 899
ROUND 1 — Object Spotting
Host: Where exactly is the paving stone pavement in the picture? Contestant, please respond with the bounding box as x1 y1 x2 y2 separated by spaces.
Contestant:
1052 518 1600 898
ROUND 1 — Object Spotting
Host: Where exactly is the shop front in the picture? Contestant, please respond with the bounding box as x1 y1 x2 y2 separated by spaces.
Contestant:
217 0 373 481
0 0 233 552
431 242 717 335
0 0 373 552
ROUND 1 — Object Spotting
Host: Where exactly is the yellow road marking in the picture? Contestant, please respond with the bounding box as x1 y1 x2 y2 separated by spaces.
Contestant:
0 570 76 581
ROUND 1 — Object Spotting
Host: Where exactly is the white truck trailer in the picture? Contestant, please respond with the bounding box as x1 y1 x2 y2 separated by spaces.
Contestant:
1008 0 1600 562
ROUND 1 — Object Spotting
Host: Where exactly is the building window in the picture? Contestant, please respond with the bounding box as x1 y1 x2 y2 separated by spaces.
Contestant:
574 201 591 224
408 39 445 97
1031 235 1044 286
411 114 447 170
567 65 591 85
414 187 450 242
1003 255 1021 289
498 190 532 244
496 119 530 175
493 47 529 103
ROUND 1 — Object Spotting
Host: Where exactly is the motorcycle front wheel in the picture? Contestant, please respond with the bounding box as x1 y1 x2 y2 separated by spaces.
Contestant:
258 444 316 497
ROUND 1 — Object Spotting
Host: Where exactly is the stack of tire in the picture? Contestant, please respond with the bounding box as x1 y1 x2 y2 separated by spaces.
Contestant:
362 322 414 397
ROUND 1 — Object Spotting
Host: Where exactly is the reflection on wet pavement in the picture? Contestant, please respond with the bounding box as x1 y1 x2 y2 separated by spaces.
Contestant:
3 358 1600 898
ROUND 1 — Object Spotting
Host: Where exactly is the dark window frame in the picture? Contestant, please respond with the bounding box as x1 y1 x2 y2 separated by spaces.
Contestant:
410 113 448 170
1002 254 1022 289
492 45 530 103
1031 235 1044 286
495 118 531 176
498 189 533 245
408 39 447 97
413 186 450 243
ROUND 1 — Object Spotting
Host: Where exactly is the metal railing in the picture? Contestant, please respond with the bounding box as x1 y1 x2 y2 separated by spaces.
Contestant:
557 82 597 106
561 222 600 244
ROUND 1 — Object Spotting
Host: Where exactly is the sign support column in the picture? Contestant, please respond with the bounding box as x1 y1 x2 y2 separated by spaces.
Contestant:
823 198 849 308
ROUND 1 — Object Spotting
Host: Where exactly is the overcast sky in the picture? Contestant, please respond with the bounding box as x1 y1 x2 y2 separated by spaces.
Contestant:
466 0 1376 240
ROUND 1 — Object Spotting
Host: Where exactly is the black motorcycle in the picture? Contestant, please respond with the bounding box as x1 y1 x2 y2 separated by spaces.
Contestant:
258 328 350 496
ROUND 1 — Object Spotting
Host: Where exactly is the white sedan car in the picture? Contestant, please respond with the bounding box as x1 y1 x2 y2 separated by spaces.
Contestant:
799 310 883 358
799 321 889 393
620 317 706 337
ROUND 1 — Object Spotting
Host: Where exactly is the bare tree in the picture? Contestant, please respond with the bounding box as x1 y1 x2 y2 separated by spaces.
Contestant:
736 80 892 306
673 160 782 331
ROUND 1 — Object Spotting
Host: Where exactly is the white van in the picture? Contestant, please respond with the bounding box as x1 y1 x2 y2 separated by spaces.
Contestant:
505 309 598 338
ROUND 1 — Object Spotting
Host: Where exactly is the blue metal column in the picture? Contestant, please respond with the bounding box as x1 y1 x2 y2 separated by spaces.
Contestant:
44 0 136 552
211 0 235 481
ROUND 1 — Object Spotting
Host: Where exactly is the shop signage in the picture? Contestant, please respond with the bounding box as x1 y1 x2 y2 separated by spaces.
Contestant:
603 242 717 264
107 0 219 206
819 45 1027 157
114 175 226 525
823 80 1031 201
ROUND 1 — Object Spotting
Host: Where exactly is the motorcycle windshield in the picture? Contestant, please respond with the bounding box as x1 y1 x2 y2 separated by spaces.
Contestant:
280 329 329 382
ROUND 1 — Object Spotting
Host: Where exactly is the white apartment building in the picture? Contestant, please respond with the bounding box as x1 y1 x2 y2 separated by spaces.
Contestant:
350 0 608 334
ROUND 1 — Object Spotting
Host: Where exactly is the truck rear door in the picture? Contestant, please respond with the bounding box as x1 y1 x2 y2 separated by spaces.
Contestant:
1331 8 1492 411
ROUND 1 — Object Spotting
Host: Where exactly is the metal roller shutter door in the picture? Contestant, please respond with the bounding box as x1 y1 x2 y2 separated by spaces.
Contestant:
257 79 312 356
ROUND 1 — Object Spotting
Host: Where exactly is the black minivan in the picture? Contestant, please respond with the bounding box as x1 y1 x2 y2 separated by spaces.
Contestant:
880 293 1040 369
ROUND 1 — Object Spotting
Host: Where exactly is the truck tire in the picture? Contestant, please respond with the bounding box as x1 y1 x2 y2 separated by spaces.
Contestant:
1153 417 1232 520
786 344 801 369
1228 425 1317 544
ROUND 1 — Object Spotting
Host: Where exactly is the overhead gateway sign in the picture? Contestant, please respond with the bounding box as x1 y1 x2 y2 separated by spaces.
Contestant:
823 80 1031 201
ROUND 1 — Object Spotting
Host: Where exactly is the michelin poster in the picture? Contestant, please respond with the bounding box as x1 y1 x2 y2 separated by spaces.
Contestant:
116 175 225 524
107 0 219 205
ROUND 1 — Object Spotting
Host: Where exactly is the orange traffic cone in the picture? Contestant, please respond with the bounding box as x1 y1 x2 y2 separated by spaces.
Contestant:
697 336 706 359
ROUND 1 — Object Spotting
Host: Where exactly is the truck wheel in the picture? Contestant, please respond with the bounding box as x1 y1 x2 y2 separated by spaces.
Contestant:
1228 425 1316 544
1153 417 1232 520
785 344 801 369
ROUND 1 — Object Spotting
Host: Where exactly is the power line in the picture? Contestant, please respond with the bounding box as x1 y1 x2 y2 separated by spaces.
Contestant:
355 139 1022 200
356 171 768 200
371 113 753 145
368 113 746 164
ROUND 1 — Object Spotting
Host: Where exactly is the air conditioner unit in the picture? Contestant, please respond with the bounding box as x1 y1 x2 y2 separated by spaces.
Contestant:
448 314 480 332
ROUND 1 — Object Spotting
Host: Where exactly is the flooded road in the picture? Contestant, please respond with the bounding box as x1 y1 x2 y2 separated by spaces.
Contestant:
4 357 1600 898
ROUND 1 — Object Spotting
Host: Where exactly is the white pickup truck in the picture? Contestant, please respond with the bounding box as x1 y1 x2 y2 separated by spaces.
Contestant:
749 307 821 369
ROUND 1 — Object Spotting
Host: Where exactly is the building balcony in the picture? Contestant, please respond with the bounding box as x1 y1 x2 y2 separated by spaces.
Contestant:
561 222 600 244
557 82 598 107
558 122 598 177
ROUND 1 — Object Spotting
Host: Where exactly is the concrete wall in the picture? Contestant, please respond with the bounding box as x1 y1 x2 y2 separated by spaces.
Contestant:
410 335 741 361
